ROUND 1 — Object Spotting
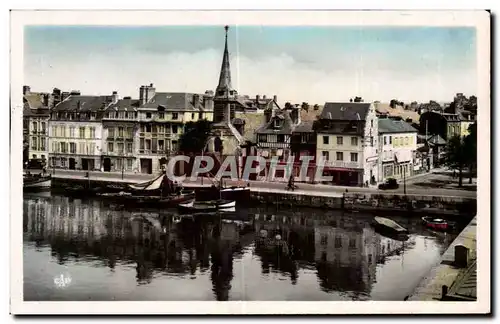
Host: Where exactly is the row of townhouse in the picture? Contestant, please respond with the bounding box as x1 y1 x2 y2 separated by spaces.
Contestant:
23 84 217 174
255 102 419 187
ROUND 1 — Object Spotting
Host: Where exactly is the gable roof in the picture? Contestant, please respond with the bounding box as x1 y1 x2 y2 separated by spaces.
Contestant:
140 92 208 112
374 102 421 122
255 110 296 135
52 95 113 112
378 118 418 134
320 102 371 121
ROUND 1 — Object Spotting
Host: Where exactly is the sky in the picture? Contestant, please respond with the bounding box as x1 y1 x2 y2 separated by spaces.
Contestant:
24 25 477 105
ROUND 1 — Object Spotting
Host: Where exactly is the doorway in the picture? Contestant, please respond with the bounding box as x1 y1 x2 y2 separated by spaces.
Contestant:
69 158 76 170
103 158 111 172
140 158 153 174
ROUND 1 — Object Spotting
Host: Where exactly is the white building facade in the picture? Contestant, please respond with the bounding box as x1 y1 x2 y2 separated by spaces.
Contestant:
315 102 379 187
377 118 418 182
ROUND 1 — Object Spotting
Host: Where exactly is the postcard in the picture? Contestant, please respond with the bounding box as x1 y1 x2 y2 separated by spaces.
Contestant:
10 10 490 315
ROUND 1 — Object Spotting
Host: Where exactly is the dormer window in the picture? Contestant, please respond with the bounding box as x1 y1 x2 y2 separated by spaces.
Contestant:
273 119 283 128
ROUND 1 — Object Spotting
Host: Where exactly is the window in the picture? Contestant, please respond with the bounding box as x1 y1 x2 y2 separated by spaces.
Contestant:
60 142 67 153
349 238 357 248
405 137 409 145
60 158 66 168
334 236 342 248
41 122 46 133
198 112 203 119
145 139 151 150
258 134 267 143
323 136 329 145
389 136 392 144
159 112 164 119
90 127 95 139
118 143 124 154
127 143 133 153
79 143 85 154
371 120 373 127
322 151 329 160
172 112 179 120
277 134 285 143
172 125 178 134
351 137 358 146
191 113 195 119
337 136 343 145
152 125 157 133
79 127 85 139
158 140 164 151
127 159 133 170
108 142 114 152
350 152 358 162
70 143 76 153
140 139 144 150
32 122 38 133
69 127 75 138
126 127 134 138
52 126 56 137
31 137 37 150
370 136 374 146
118 127 124 138
146 112 152 119
320 235 328 245
40 138 46 150
336 152 343 161
394 138 398 147
146 125 151 133
116 158 123 170
384 136 387 145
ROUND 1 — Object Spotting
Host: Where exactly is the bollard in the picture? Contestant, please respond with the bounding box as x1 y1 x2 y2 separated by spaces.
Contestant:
454 245 469 268
441 285 448 300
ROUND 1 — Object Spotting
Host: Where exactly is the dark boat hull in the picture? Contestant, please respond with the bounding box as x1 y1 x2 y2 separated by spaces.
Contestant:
23 176 52 192
189 186 251 204
177 199 236 214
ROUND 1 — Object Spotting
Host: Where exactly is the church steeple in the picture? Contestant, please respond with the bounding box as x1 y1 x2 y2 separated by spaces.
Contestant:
216 25 235 97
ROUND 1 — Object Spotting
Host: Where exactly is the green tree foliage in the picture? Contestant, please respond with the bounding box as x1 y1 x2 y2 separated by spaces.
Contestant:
178 119 213 154
445 123 477 187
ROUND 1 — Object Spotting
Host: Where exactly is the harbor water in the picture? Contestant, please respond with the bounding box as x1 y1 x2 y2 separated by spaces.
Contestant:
23 192 466 301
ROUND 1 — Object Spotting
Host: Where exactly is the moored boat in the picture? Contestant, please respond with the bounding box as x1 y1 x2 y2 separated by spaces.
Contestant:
422 216 449 231
372 216 409 236
177 199 236 214
97 190 195 207
23 174 52 192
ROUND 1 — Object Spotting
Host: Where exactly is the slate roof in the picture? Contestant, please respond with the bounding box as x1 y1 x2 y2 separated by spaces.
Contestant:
378 118 418 134
293 120 314 133
320 102 371 121
255 110 296 135
106 98 141 112
23 93 50 117
374 102 420 122
417 134 447 146
234 112 267 142
140 92 209 112
52 95 114 112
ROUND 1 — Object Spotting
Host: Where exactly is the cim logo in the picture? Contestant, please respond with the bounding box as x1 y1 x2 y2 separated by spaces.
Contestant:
53 273 72 288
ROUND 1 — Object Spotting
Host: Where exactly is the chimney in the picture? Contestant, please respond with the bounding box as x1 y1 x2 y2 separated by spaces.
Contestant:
256 95 260 102
139 86 146 105
77 100 81 110
273 95 277 102
23 85 31 95
112 91 119 104
263 95 267 100
70 90 81 96
203 91 214 111
146 84 156 103
43 93 50 107
193 94 200 107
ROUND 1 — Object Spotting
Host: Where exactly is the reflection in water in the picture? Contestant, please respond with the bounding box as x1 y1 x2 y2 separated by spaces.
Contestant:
23 194 464 301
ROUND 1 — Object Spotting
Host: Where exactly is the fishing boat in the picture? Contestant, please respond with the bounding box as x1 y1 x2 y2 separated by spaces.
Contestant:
422 216 449 231
23 174 51 192
177 199 236 214
97 190 195 207
372 216 409 236
126 173 181 196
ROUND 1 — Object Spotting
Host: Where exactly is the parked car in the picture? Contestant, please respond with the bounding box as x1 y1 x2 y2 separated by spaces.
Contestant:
378 178 399 190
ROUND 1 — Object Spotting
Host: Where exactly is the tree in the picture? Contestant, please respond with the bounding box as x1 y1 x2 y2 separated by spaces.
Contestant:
464 122 477 184
445 135 467 187
301 102 309 112
179 119 213 154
